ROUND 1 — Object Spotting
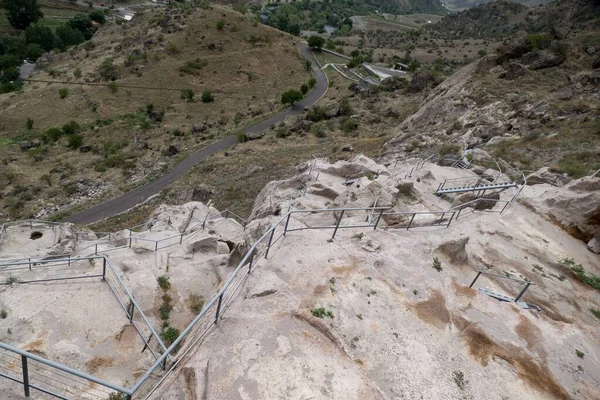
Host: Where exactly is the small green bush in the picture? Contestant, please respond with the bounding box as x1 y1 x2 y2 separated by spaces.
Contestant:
74 68 82 78
311 307 334 318
157 275 171 291
26 118 34 130
525 33 551 51
188 294 204 314
201 90 214 103
307 77 317 88
300 84 308 95
591 308 600 319
166 43 180 55
62 120 81 135
181 89 195 102
236 131 247 143
575 350 584 358
432 257 442 272
179 58 207 75
108 82 118 93
67 134 84 149
161 326 180 346
59 88 69 99
0 309 7 319
216 20 225 30
341 118 358 133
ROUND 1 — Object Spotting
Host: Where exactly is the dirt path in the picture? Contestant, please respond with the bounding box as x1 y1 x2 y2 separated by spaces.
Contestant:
65 43 327 225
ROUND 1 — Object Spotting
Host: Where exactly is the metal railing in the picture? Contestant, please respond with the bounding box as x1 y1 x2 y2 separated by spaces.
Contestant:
469 269 533 303
367 210 456 230
0 206 387 399
0 255 169 399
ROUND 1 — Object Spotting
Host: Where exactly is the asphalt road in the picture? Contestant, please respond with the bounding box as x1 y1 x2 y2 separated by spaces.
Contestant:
65 43 327 225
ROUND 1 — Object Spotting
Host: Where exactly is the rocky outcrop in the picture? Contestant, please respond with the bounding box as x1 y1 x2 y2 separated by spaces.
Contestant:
520 178 600 241
526 168 571 187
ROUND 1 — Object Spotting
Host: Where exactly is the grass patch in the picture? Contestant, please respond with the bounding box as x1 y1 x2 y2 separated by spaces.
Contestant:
575 350 584 358
187 293 204 314
590 308 600 319
311 307 334 318
0 309 7 319
432 257 442 272
560 258 600 292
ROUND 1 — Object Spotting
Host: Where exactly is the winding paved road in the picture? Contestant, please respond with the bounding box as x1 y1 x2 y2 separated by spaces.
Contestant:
65 43 327 225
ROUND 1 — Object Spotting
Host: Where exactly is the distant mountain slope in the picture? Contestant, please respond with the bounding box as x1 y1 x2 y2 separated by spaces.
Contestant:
444 0 551 12
430 0 531 38
431 0 600 38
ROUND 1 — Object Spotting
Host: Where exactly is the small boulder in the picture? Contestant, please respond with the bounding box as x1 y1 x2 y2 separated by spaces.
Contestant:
245 131 265 141
79 145 92 153
191 185 214 202
341 145 354 152
496 31 529 64
498 62 527 80
188 236 218 253
166 145 179 156
587 234 600 254
521 49 566 70
359 235 381 252
325 105 340 119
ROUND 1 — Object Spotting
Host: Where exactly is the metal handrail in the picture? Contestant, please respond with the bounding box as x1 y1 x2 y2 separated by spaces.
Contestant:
0 342 130 394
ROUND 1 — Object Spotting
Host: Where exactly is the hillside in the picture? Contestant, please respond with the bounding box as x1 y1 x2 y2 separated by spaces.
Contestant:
0 5 311 221
444 0 552 12
432 0 600 38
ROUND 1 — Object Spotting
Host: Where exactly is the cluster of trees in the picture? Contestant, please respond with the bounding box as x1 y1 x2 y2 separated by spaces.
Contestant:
0 0 105 93
268 0 367 35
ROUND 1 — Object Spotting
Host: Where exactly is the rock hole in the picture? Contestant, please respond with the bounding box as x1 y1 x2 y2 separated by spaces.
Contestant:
30 231 43 240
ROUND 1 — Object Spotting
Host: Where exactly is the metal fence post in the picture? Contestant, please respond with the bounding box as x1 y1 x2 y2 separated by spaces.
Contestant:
446 212 454 228
155 241 158 252
373 210 384 230
264 228 276 259
514 282 531 302
180 234 183 244
129 237 132 248
331 210 345 240
283 213 292 236
102 258 106 281
68 255 71 266
28 258 31 271
215 293 224 324
95 243 98 255
247 249 255 274
407 213 416 230
129 302 135 323
469 271 482 288
21 355 30 397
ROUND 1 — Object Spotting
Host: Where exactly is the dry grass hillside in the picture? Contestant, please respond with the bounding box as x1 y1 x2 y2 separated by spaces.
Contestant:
0 4 310 221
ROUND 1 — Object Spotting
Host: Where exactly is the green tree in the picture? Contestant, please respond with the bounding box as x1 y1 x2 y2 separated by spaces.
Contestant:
1 0 43 30
25 24 55 51
24 43 44 60
308 35 325 50
56 24 85 47
68 14 95 40
281 89 303 106
89 10 105 24
300 84 308 94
